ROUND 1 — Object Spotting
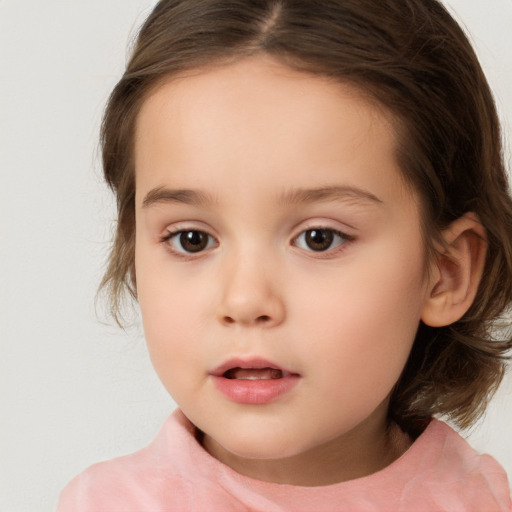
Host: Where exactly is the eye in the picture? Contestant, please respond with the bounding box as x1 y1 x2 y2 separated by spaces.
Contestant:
164 230 217 254
294 228 349 252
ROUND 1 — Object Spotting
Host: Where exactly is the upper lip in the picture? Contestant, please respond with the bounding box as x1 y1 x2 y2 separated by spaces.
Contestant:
209 357 299 377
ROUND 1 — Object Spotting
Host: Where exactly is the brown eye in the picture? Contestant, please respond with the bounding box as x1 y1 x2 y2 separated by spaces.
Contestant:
294 228 347 252
305 229 333 251
167 230 216 254
180 231 208 252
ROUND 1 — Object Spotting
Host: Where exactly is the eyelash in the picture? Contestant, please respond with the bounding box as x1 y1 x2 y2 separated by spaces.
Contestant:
293 228 354 256
160 229 218 257
160 227 354 257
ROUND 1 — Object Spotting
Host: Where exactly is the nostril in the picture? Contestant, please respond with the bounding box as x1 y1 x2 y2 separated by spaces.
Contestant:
222 314 271 325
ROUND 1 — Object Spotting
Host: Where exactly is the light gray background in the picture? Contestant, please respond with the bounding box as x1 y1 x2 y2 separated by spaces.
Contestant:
1 1 511 510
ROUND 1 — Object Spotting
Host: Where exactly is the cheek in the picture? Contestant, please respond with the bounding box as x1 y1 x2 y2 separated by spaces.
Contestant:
136 239 208 334
139 286 200 350
139 291 203 402
135 254 202 381
292 248 426 390
295 249 426 334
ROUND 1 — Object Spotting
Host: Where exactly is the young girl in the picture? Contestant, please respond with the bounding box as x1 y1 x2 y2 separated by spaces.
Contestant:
58 0 512 510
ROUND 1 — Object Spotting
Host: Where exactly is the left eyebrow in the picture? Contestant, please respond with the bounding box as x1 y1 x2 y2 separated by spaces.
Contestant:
278 185 383 206
141 187 214 209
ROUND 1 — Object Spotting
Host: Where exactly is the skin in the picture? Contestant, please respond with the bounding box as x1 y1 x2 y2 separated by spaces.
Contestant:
134 56 437 486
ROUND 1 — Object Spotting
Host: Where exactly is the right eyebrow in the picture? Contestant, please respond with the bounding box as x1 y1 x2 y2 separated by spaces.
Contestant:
141 187 214 208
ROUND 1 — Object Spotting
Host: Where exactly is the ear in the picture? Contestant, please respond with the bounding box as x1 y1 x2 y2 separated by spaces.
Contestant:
421 213 487 327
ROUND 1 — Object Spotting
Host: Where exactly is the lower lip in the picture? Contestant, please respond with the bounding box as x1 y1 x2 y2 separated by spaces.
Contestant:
211 375 300 404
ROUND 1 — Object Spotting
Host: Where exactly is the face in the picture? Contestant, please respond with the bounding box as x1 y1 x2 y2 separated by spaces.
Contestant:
134 56 432 481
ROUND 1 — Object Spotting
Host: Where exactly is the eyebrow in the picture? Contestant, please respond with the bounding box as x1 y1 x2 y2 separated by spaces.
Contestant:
141 187 214 208
278 185 383 206
141 184 383 209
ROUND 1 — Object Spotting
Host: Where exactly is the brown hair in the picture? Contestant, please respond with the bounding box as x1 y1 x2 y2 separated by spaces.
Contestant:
100 0 512 435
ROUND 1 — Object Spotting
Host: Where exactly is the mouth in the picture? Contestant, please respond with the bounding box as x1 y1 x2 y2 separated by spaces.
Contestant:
223 367 288 380
210 358 300 404
211 358 298 380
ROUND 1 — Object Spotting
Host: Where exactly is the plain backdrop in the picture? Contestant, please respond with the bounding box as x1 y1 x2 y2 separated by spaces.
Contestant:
0 1 511 510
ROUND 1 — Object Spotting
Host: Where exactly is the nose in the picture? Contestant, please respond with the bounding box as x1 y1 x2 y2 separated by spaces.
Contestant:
216 252 286 328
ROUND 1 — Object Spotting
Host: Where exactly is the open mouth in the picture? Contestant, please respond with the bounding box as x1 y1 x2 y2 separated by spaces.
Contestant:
223 367 285 380
211 359 300 404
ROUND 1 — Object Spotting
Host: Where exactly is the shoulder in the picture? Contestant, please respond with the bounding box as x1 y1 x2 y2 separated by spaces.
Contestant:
398 419 512 511
56 411 196 512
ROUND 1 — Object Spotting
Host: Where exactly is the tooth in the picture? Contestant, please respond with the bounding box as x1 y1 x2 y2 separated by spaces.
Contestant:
227 367 284 380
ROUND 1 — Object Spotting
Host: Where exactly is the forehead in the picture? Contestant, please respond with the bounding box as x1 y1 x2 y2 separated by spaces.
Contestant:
134 56 413 209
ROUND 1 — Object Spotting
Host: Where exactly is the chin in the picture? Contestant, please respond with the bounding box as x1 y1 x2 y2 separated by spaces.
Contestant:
211 427 311 461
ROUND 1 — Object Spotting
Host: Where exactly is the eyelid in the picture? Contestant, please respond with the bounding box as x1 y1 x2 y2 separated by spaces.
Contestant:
159 220 218 241
291 219 355 240
160 225 219 257
291 222 355 256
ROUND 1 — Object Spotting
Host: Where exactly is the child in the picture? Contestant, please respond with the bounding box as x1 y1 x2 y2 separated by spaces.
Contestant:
58 0 512 510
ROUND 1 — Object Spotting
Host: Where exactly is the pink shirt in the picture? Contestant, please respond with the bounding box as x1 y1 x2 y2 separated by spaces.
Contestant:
58 409 511 511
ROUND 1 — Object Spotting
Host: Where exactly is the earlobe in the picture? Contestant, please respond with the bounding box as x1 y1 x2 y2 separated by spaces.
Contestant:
421 213 487 327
